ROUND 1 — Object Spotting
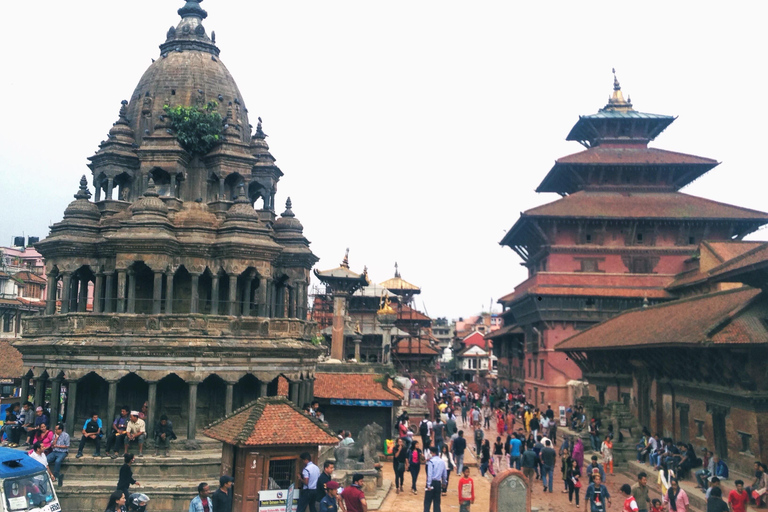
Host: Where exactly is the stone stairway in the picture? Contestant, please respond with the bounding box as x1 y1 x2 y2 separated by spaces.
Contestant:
55 437 223 512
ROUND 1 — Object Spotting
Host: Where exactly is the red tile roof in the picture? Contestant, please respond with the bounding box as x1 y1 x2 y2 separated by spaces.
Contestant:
0 342 23 379
12 271 46 285
704 241 765 265
523 191 768 221
556 287 763 351
707 243 768 281
397 304 431 322
462 331 489 348
314 372 404 400
554 147 718 166
203 397 339 447
393 338 441 356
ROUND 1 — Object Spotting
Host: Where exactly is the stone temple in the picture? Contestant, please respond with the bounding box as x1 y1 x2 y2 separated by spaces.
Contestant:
15 0 322 446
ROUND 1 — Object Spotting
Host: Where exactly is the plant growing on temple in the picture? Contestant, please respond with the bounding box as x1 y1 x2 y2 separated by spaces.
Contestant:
163 101 223 157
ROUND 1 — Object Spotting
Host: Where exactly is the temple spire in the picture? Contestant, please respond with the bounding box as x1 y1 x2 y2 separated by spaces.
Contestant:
74 175 91 200
602 68 633 112
341 248 350 269
394 262 400 278
178 0 208 20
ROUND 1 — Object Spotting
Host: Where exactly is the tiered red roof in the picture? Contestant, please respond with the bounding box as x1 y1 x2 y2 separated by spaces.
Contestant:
203 397 339 447
393 338 440 356
314 372 403 401
554 147 718 166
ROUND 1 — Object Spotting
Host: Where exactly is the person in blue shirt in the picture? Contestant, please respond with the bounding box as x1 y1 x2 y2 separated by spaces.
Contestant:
298 452 320 512
319 480 340 512
76 412 103 458
510 434 522 470
424 446 448 512
189 482 213 512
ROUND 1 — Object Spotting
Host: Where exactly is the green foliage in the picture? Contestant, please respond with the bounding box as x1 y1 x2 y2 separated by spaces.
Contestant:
163 101 223 157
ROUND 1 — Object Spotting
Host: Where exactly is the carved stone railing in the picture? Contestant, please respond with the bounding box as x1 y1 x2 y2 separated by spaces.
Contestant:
23 313 314 340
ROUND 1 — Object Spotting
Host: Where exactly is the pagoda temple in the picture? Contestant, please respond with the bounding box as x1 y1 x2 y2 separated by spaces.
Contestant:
490 72 768 407
16 0 321 445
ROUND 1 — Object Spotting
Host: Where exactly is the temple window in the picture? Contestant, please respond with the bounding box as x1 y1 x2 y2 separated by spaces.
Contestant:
268 458 296 490
738 431 753 454
540 360 544 380
636 232 644 244
579 259 601 272
694 419 705 438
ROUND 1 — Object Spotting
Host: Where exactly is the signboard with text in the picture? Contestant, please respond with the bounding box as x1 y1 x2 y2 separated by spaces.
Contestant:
330 399 393 407
559 405 566 427
258 489 298 512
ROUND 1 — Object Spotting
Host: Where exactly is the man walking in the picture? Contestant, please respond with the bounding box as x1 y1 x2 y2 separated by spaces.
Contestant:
585 473 612 512
424 446 448 512
189 482 213 512
541 440 556 493
509 434 522 470
212 475 234 512
453 431 467 475
341 473 367 512
298 452 320 512
521 442 538 490
632 472 651 512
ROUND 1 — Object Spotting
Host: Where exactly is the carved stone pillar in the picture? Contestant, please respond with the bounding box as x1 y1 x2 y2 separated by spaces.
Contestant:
107 380 118 425
33 376 46 408
50 378 62 426
77 277 89 312
210 275 220 315
228 275 238 316
266 280 274 318
20 375 30 404
127 270 136 314
45 275 57 315
152 272 163 314
65 380 78 435
257 279 267 317
165 270 174 314
289 381 300 406
225 382 234 416
190 273 200 314
116 270 127 313
94 274 104 313
288 287 296 318
147 382 157 439
259 382 268 398
59 273 71 314
106 178 114 200
104 272 115 313
187 382 199 440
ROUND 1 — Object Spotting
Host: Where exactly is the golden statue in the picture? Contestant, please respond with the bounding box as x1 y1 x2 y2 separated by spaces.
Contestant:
377 291 396 315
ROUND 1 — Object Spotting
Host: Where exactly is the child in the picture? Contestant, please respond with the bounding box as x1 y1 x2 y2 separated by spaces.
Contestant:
458 466 475 512
651 498 663 512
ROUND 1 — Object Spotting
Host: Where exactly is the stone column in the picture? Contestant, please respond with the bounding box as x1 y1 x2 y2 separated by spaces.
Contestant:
259 382 268 398
152 272 163 314
165 270 174 314
33 376 46 407
210 275 220 315
116 270 127 313
257 279 267 317
20 375 30 404
104 272 115 313
126 270 136 314
187 382 199 440
190 273 200 314
45 275 57 315
330 293 348 360
225 382 234 416
69 278 78 313
218 179 225 200
106 178 114 200
95 183 101 202
288 287 296 318
266 280 274 318
309 379 315 403
94 274 104 313
77 277 89 312
107 380 118 426
50 378 62 426
147 382 157 439
289 381 300 406
60 273 72 314
353 334 362 362
65 380 78 435
228 275 238 316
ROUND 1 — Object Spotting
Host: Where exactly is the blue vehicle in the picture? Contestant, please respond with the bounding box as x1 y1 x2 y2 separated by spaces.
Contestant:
0 448 60 512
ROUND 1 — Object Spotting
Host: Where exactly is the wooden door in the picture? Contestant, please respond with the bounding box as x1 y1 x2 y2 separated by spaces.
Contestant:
233 450 264 512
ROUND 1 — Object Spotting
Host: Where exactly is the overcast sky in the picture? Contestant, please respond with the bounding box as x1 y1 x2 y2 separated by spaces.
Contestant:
1 1 767 320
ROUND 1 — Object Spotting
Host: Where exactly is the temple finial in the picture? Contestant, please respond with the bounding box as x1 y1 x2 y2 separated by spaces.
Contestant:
254 116 268 139
74 175 91 200
178 0 208 20
394 262 400 278
612 67 621 91
119 99 128 120
602 68 633 112
234 182 249 203
281 197 295 218
144 177 159 197
341 248 350 269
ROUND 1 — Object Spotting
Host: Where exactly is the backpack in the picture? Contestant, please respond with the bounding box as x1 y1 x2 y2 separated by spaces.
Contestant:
85 419 100 434
419 420 429 438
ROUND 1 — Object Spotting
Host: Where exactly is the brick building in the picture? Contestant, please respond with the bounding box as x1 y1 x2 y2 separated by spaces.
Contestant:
557 240 768 474
492 73 768 408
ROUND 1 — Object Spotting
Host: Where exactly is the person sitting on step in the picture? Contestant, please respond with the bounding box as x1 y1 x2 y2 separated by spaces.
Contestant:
76 412 103 458
125 411 146 457
153 415 176 457
106 406 130 459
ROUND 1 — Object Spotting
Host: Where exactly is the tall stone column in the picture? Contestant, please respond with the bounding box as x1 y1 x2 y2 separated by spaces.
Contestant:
107 380 118 426
94 273 104 313
126 270 136 314
187 382 199 440
116 270 127 313
165 270 174 314
259 382 268 398
289 381 300 406
77 277 89 312
152 272 163 314
50 378 62 425
33 376 46 408
225 382 234 416
353 333 362 362
309 379 315 403
106 178 114 200
331 293 349 361
210 275 220 315
288 287 296 318
69 278 78 313
228 275 238 316
60 273 72 314
147 382 157 438
65 380 78 435
257 279 267 317
104 272 115 313
266 280 274 318
45 275 57 315
20 375 29 404
190 273 200 314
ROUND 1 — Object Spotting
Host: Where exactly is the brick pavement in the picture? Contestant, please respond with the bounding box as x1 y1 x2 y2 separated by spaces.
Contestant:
378 421 637 512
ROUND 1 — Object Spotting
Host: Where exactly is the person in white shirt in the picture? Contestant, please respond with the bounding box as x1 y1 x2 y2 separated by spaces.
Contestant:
28 442 54 480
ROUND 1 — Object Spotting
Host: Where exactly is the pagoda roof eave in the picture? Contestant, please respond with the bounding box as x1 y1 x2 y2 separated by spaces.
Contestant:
566 113 676 147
